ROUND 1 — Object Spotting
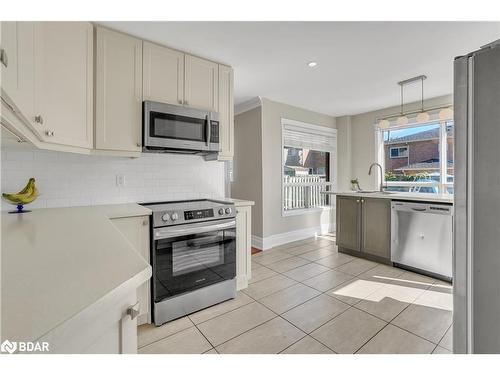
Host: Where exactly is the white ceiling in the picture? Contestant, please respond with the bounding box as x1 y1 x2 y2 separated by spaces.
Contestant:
99 22 500 116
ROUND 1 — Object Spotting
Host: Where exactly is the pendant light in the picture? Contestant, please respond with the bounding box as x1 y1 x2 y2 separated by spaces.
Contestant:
377 119 391 129
416 75 430 123
397 82 408 126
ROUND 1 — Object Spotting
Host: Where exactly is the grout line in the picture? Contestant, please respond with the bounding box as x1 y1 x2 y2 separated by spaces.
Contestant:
204 308 278 350
352 321 390 354
137 323 196 350
188 315 218 353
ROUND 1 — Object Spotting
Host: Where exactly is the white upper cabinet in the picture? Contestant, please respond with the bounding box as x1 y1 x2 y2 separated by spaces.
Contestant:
218 64 234 160
33 22 93 148
1 22 35 123
95 27 143 153
143 41 184 105
184 54 219 111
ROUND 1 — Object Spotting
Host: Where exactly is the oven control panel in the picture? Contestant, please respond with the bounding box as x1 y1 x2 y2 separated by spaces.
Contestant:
184 209 214 221
149 201 236 227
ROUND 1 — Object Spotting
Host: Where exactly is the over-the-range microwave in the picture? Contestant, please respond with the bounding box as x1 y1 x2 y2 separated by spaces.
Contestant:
143 101 220 156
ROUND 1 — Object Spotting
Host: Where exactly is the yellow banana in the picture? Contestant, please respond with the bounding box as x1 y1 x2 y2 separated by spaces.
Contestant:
2 178 39 205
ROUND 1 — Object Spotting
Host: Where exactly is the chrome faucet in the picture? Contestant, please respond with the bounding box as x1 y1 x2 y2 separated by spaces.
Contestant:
368 162 385 192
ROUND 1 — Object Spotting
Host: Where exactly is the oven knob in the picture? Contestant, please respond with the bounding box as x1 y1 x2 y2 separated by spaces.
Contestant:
225 208 232 214
162 213 170 221
218 208 225 215
171 212 179 221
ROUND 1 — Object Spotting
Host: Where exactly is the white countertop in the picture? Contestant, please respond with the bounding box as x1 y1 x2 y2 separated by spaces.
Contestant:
222 198 255 207
93 203 152 219
1 203 152 342
324 191 453 204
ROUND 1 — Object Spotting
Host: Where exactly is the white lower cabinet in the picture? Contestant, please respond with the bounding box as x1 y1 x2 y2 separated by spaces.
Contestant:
236 204 252 290
39 286 139 354
111 215 151 325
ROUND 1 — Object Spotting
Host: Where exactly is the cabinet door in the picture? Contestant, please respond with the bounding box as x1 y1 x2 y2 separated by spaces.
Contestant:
95 27 142 152
236 205 252 290
0 22 34 122
361 198 391 259
218 64 234 160
336 195 361 251
33 22 93 148
143 41 184 105
111 216 151 325
184 54 218 111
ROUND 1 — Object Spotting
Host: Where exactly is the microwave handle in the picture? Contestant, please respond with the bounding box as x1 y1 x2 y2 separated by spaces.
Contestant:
154 219 236 240
206 113 211 146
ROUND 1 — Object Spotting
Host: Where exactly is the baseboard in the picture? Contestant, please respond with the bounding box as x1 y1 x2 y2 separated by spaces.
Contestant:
252 222 335 251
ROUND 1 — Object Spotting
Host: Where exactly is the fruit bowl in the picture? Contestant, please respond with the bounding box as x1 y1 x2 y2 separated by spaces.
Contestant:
2 177 39 214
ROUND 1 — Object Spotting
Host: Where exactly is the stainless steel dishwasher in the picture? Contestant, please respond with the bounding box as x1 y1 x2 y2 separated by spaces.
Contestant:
391 201 453 281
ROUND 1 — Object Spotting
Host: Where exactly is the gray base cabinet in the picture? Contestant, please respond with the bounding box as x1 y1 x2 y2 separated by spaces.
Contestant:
336 195 391 263
336 195 361 251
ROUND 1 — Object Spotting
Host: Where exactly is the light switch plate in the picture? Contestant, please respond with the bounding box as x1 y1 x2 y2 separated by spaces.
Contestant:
116 174 125 187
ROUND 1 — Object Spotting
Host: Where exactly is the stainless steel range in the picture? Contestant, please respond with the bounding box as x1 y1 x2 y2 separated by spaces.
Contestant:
141 199 237 326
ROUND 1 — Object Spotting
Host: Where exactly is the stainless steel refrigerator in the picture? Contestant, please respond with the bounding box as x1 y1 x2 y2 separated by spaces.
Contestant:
454 39 500 354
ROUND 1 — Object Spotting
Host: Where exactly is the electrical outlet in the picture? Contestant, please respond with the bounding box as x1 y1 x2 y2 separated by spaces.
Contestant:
116 174 126 187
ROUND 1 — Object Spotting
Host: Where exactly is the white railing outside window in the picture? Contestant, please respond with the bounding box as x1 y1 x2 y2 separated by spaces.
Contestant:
283 175 333 211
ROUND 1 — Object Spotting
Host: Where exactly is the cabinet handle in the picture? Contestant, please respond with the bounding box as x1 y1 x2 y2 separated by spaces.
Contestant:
142 219 148 226
136 142 141 148
126 302 140 320
0 48 8 68
34 115 44 125
356 199 360 203
361 199 365 203
45 130 54 137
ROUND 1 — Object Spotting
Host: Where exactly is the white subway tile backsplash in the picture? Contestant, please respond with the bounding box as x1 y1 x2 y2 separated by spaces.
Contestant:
1 147 226 210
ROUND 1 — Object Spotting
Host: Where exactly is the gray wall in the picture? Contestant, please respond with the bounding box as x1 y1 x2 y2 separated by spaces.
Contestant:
231 106 264 237
260 98 337 238
348 95 453 190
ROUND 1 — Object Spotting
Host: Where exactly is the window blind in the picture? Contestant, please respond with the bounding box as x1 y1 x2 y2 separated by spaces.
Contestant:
283 123 336 152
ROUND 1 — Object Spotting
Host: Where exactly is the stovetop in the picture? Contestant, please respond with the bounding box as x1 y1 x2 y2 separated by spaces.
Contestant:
141 199 235 227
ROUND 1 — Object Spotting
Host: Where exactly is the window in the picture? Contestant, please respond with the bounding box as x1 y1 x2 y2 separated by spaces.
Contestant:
377 120 454 194
282 119 337 214
390 146 409 158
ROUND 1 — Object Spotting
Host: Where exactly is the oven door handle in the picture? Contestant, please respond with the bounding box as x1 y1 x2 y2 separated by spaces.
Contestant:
154 219 236 239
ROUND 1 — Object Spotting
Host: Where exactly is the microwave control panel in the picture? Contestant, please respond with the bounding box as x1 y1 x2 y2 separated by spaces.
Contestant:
210 121 219 143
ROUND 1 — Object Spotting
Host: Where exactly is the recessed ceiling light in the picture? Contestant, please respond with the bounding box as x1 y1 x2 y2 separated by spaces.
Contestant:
307 61 318 68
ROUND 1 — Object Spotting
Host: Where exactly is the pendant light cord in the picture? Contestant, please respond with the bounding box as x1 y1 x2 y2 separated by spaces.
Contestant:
400 84 404 115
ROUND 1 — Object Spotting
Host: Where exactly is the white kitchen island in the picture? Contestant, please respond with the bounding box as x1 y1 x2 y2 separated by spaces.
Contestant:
1 204 152 354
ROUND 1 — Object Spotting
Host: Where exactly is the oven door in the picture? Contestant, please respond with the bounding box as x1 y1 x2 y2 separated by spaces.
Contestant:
144 101 218 152
152 219 236 303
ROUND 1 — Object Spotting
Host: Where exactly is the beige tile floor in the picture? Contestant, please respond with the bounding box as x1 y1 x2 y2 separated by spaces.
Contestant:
138 235 453 354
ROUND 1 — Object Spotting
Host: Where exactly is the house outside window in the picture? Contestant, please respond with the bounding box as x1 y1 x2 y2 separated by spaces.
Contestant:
281 119 337 215
377 120 454 194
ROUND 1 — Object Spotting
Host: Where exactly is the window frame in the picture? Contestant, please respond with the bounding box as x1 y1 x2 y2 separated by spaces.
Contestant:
281 118 337 217
375 120 453 195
